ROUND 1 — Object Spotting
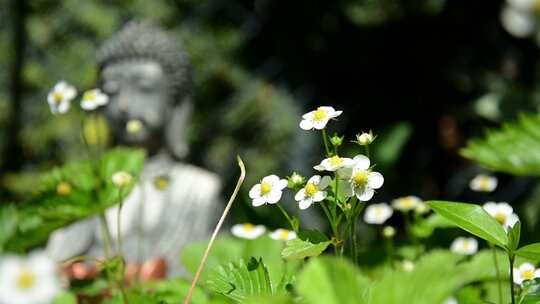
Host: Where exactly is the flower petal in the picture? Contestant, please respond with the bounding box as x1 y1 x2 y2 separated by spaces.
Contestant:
295 189 306 201
353 154 370 170
319 176 332 189
252 197 266 207
299 199 313 210
308 175 321 185
266 191 282 204
368 171 384 189
276 179 288 190
312 191 327 202
356 187 374 201
249 184 261 199
299 119 314 130
262 175 280 184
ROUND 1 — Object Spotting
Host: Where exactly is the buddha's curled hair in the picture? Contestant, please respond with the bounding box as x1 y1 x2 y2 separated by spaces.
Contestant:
97 21 192 102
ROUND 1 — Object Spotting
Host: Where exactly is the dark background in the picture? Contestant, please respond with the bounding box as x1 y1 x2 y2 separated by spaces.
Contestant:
1 0 540 235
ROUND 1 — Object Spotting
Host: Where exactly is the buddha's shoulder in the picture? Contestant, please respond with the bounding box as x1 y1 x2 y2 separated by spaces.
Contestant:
169 163 222 196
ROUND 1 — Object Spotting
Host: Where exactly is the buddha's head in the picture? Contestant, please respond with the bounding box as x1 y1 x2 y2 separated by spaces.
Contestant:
97 21 192 158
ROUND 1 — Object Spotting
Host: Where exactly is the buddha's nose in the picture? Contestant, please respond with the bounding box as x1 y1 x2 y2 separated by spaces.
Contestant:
116 89 130 113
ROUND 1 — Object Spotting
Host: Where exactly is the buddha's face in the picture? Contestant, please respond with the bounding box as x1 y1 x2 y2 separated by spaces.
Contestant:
101 59 173 151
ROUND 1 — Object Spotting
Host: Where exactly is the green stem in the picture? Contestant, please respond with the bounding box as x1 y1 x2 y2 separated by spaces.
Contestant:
99 213 113 259
491 246 503 304
277 204 296 232
384 235 394 269
116 189 125 254
509 254 516 304
403 212 419 258
364 145 370 159
322 129 331 156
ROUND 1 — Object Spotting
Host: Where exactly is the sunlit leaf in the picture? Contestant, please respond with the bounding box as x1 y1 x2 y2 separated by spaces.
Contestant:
281 238 331 260
427 201 508 249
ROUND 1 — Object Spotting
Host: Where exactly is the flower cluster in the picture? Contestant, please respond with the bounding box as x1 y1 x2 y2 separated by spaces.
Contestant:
47 81 109 114
230 224 296 241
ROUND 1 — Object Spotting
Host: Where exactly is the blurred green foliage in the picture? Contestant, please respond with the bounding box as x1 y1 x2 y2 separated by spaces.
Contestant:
0 147 145 253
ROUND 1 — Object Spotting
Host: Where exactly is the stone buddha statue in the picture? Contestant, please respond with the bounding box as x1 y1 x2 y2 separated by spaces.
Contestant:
46 21 222 278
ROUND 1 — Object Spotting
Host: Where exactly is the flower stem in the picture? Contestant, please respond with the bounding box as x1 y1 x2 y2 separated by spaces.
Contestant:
99 213 113 259
277 203 297 232
321 129 331 156
364 145 370 159
491 245 503 304
509 254 516 304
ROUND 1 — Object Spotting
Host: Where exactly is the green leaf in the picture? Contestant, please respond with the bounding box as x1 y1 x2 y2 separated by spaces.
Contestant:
281 238 331 260
508 221 521 252
206 258 273 303
520 279 540 304
181 235 292 288
296 256 370 304
297 229 329 243
461 113 540 176
1 147 145 253
516 243 540 261
427 201 508 248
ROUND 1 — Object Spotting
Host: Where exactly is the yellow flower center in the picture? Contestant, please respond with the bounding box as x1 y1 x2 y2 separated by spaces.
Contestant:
522 269 536 280
329 155 343 167
495 213 507 225
305 183 318 197
242 224 255 231
462 239 471 250
478 178 491 190
16 269 36 290
400 197 416 209
279 230 290 240
154 176 170 190
83 90 97 102
126 120 143 134
52 91 64 104
353 171 369 186
260 182 272 195
56 181 72 196
313 108 327 121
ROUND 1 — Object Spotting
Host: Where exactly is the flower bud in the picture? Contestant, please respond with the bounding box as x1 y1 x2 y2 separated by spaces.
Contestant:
330 134 344 147
383 226 396 238
288 172 305 188
355 131 375 146
112 171 133 187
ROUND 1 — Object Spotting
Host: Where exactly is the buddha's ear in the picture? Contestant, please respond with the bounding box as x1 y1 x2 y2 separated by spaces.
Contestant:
165 97 193 159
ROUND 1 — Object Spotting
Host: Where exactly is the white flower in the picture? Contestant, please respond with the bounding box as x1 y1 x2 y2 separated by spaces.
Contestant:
294 175 331 210
314 155 354 172
469 174 498 192
364 203 393 224
414 201 430 214
0 252 61 304
340 155 384 201
231 223 266 240
443 297 458 304
299 106 343 130
355 131 375 145
392 196 422 212
80 88 109 111
112 171 133 187
501 0 539 38
513 262 540 285
483 202 519 230
450 237 478 255
126 119 144 134
269 229 297 241
402 260 415 272
383 226 396 238
249 175 288 207
47 81 77 115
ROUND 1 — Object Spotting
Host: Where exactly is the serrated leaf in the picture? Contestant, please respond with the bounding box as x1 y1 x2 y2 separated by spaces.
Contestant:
281 238 331 260
516 243 540 261
427 201 508 249
461 113 540 176
297 229 329 244
206 258 273 303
